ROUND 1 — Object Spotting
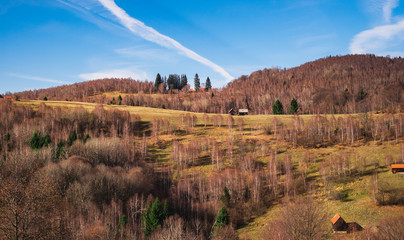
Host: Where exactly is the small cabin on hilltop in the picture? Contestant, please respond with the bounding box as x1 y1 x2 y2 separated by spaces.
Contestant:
1 96 12 100
238 109 248 115
392 164 404 174
331 214 363 234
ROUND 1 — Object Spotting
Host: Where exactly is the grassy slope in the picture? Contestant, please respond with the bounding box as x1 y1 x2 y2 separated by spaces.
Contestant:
15 99 404 239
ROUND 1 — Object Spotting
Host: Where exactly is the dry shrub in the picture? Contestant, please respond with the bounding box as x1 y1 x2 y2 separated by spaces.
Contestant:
375 213 404 239
82 220 105 240
68 138 132 167
212 225 239 240
261 198 331 240
150 215 198 240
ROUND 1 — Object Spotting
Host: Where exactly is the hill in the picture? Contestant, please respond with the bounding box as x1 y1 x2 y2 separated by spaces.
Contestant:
224 54 404 114
14 54 404 114
3 99 404 239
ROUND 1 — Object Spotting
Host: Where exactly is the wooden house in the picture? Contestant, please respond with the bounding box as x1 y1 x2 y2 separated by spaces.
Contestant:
238 109 248 115
392 164 404 174
331 214 347 232
331 214 363 234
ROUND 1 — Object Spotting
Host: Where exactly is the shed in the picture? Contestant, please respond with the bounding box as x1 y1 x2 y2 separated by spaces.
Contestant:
238 109 248 115
392 164 404 174
331 214 363 234
3 96 12 100
331 214 347 232
229 108 235 115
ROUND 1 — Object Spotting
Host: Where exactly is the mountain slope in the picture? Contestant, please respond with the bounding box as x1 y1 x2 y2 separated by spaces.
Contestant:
14 54 404 114
223 54 404 114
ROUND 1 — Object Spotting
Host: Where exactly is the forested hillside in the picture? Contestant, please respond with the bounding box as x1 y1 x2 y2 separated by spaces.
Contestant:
1 99 404 239
13 54 404 114
224 54 404 114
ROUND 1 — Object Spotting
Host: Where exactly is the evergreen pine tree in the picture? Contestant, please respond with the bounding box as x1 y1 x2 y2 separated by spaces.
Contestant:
142 200 153 237
180 74 188 89
220 186 231 207
43 96 48 101
42 133 51 147
67 131 77 146
118 95 122 105
194 73 200 91
272 99 284 114
162 200 170 219
30 131 41 149
55 140 64 159
143 198 168 237
205 77 212 90
4 133 10 142
214 207 229 227
83 133 91 144
290 98 298 114
154 73 162 88
167 74 181 90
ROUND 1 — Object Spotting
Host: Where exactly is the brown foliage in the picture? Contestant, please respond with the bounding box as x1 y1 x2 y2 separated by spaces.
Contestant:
261 198 331 240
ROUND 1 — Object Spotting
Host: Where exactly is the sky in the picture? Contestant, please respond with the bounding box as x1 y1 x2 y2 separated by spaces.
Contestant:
1 0 404 93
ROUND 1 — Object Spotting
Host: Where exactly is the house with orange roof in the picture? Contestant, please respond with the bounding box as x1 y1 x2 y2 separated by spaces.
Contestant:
331 213 363 233
392 164 404 174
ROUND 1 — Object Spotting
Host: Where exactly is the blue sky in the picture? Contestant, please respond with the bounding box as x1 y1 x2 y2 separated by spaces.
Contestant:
1 0 404 93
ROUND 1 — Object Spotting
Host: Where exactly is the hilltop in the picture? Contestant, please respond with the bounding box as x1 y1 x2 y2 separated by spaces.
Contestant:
14 54 404 114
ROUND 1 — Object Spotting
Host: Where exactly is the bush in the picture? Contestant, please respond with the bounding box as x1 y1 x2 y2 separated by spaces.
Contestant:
261 198 331 240
375 181 404 206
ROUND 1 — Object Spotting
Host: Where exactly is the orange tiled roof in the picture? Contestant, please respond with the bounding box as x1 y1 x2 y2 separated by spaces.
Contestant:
331 214 341 224
392 164 404 168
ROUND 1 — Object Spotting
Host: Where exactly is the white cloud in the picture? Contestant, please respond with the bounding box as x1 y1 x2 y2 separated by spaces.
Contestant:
8 73 69 84
350 19 404 54
382 0 399 22
365 0 399 22
79 68 149 81
60 0 234 82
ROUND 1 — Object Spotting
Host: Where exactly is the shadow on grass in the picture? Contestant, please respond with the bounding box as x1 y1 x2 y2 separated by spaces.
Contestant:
134 121 151 136
191 155 211 167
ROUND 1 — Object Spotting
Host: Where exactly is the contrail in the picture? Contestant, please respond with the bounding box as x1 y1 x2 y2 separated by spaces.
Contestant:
61 0 234 81
8 73 69 84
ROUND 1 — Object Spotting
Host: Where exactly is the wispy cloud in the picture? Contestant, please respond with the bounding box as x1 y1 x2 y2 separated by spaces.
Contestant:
350 19 404 54
79 68 150 81
382 0 399 22
115 46 177 63
350 0 404 55
8 73 69 84
60 0 234 81
365 0 399 22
